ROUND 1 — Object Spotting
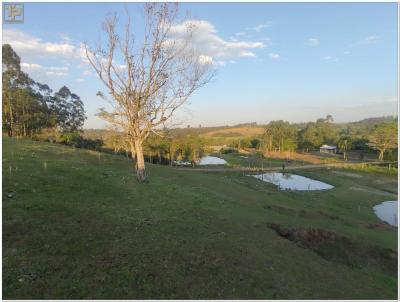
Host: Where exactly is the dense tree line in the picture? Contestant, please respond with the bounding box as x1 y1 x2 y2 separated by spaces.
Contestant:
84 115 397 164
140 116 397 163
260 115 397 161
2 44 86 138
84 129 206 165
222 115 397 161
133 133 206 166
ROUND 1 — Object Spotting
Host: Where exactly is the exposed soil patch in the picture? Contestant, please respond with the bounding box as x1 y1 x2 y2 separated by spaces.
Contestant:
267 223 397 275
265 151 333 164
367 223 397 232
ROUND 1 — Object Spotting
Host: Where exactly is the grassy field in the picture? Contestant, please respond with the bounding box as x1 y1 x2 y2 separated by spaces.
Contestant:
217 152 305 168
2 136 398 299
203 126 265 138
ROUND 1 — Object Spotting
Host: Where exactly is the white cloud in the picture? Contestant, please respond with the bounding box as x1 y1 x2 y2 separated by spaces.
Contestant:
198 56 235 67
261 37 272 43
343 51 351 55
20 62 42 70
3 28 86 62
361 35 379 44
168 20 265 61
268 53 280 59
347 35 381 49
58 32 72 42
198 55 213 65
21 62 69 77
6 22 265 83
46 71 68 76
247 22 272 32
76 78 85 82
213 60 226 66
306 38 319 46
323 55 338 62
6 22 265 76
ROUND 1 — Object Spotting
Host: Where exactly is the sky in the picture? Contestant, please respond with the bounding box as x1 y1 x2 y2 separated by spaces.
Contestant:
3 2 398 128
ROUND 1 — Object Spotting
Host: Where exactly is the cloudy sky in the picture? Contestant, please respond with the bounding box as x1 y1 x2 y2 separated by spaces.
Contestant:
3 2 398 128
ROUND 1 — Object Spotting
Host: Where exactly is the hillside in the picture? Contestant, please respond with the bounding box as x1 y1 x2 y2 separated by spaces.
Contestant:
84 116 397 141
2 137 397 299
203 126 265 138
350 116 397 126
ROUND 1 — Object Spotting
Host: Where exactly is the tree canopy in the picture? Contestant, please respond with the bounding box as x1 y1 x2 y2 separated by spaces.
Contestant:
2 44 86 137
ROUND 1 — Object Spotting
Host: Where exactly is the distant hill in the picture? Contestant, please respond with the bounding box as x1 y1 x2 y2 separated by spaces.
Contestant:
350 116 397 126
204 126 264 138
84 116 397 141
168 123 265 138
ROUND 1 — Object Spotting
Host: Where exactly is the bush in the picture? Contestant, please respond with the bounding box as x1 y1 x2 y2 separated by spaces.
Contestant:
60 132 104 150
220 147 238 154
250 138 261 149
32 128 62 143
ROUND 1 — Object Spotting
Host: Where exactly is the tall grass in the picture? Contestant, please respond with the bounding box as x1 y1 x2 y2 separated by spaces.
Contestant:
346 163 398 175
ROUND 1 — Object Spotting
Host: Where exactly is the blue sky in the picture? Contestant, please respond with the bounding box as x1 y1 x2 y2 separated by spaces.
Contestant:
3 2 398 128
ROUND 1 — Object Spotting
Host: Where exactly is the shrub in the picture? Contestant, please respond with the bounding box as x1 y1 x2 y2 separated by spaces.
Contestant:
60 132 104 150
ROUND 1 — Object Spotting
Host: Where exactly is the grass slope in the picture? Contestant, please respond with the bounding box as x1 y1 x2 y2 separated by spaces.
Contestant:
203 126 265 138
2 137 398 299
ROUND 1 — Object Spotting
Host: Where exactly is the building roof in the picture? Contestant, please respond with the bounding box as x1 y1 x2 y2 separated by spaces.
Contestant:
320 144 337 149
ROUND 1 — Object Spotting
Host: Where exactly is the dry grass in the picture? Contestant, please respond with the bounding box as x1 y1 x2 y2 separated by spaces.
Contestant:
265 151 339 164
203 126 265 138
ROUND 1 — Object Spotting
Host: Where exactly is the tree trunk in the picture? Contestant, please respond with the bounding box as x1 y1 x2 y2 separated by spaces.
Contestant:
379 150 384 161
169 148 173 166
9 101 14 137
134 139 147 182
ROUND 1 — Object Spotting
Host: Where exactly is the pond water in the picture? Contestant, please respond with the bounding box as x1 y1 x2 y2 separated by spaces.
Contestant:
373 201 398 227
250 172 334 191
198 156 227 165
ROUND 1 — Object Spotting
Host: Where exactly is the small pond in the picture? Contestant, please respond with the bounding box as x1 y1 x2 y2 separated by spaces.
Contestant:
198 156 227 165
250 172 334 191
373 201 398 227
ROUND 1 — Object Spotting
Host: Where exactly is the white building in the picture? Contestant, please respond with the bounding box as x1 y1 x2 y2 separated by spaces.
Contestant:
319 144 337 154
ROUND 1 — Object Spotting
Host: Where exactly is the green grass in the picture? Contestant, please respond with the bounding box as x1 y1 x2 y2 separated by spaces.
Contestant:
2 137 398 299
216 152 296 168
344 163 398 175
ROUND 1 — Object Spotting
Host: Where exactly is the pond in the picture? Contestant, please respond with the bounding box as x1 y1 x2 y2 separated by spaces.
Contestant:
198 156 227 165
373 201 398 227
250 172 334 191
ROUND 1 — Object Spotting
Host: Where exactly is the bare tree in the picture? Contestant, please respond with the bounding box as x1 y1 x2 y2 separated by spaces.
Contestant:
85 3 213 181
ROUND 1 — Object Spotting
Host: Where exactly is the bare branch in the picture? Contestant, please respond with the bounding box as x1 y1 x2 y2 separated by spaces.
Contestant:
85 3 214 181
